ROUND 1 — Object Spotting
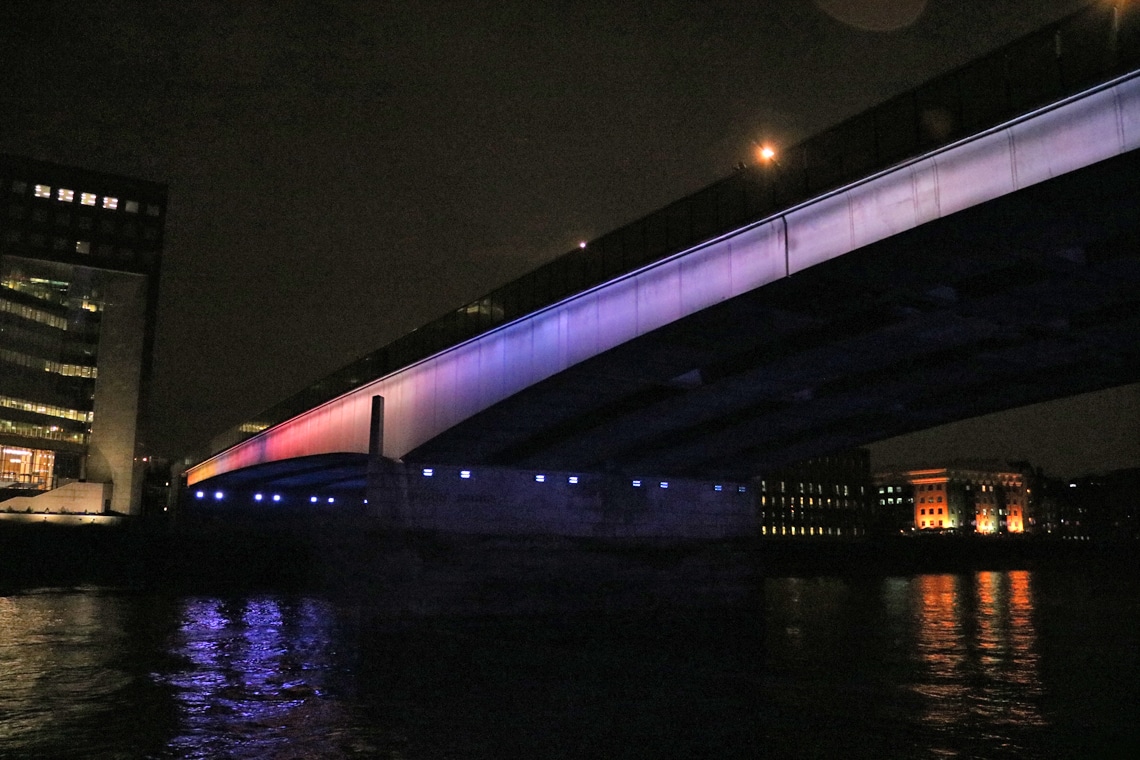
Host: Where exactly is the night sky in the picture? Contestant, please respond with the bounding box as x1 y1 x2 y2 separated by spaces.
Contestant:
2 0 1136 477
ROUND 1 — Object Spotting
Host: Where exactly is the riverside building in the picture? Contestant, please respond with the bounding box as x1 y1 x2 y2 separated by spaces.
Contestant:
875 462 1032 534
757 449 872 537
0 154 165 517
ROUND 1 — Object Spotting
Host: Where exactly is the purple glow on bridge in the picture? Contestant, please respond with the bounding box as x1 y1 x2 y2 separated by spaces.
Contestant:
188 73 1140 486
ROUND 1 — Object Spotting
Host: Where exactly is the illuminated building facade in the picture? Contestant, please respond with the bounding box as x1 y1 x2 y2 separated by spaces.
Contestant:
757 449 872 537
0 154 165 516
875 462 1032 534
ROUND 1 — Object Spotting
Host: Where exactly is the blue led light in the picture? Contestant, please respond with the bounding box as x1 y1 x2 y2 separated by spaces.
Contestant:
423 468 434 477
660 481 669 489
272 494 281 502
568 476 579 484
535 474 546 483
254 493 263 501
195 491 205 499
632 480 641 487
460 470 471 479
214 491 224 500
310 496 318 503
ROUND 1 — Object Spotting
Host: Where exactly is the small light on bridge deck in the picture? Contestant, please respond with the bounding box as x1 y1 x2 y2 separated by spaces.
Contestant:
578 241 587 248
254 493 263 501
660 481 669 489
272 494 282 502
423 468 434 477
535 474 546 482
758 145 776 161
328 497 335 503
195 490 205 499
310 496 318 503
714 485 723 492
214 491 223 500
568 476 578 484
460 470 471 479
632 480 641 487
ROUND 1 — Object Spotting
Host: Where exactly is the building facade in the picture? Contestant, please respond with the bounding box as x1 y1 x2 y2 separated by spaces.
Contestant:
875 462 1033 534
0 154 165 516
756 449 872 538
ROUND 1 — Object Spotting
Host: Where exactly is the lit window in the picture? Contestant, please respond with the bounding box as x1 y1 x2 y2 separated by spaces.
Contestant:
80 192 97 206
34 184 51 198
422 468 433 477
102 196 118 210
75 241 90 254
568 476 578 484
57 188 74 203
460 470 471 479
535 474 546 483
125 200 139 213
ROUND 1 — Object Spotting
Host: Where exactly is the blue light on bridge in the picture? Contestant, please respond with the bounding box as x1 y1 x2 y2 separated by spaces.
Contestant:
273 494 282 502
568 476 579 484
310 496 318 503
214 491 224 500
195 491 205 499
254 493 263 502
660 481 669 489
632 480 641 487
460 470 471 479
535 474 546 483
422 468 434 477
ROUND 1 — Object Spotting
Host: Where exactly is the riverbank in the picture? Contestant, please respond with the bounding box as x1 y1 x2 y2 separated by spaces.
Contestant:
2 520 1135 615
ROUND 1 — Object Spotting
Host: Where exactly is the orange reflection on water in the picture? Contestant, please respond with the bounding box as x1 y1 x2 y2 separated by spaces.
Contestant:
909 571 1045 740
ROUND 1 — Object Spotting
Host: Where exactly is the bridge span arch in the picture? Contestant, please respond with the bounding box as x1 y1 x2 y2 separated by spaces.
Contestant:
188 68 1140 487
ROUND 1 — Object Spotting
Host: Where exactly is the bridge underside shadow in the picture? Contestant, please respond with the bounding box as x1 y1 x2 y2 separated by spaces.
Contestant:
409 149 1140 480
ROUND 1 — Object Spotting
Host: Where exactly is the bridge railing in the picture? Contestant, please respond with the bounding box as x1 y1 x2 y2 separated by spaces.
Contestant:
210 1 1140 456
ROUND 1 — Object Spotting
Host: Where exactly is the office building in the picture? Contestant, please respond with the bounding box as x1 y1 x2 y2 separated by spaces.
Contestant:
0 154 165 516
875 462 1032 534
757 450 872 537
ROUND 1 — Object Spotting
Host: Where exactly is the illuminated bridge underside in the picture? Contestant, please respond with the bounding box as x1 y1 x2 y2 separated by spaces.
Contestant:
189 74 1140 486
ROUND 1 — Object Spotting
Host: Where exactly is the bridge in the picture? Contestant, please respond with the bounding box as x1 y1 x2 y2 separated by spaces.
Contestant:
187 4 1140 510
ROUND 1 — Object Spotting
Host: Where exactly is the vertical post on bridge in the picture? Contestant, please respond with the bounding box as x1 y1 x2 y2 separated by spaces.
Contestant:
365 395 407 524
368 395 384 459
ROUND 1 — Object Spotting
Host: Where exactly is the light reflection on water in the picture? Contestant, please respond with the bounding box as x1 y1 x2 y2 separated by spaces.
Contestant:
0 570 1137 758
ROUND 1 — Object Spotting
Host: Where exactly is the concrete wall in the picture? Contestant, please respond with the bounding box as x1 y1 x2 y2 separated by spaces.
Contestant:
0 481 112 514
368 461 756 539
86 272 148 515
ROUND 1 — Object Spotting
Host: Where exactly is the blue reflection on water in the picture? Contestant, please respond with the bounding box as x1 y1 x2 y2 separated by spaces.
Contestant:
158 595 360 759
1 570 1137 758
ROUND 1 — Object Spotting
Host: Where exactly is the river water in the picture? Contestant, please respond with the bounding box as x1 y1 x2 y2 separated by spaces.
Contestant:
1 569 1137 759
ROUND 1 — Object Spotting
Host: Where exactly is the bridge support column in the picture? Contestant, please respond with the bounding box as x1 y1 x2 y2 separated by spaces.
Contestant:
365 395 409 525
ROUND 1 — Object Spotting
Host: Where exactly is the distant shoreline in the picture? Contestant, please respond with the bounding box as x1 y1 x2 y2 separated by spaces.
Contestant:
2 521 1135 615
